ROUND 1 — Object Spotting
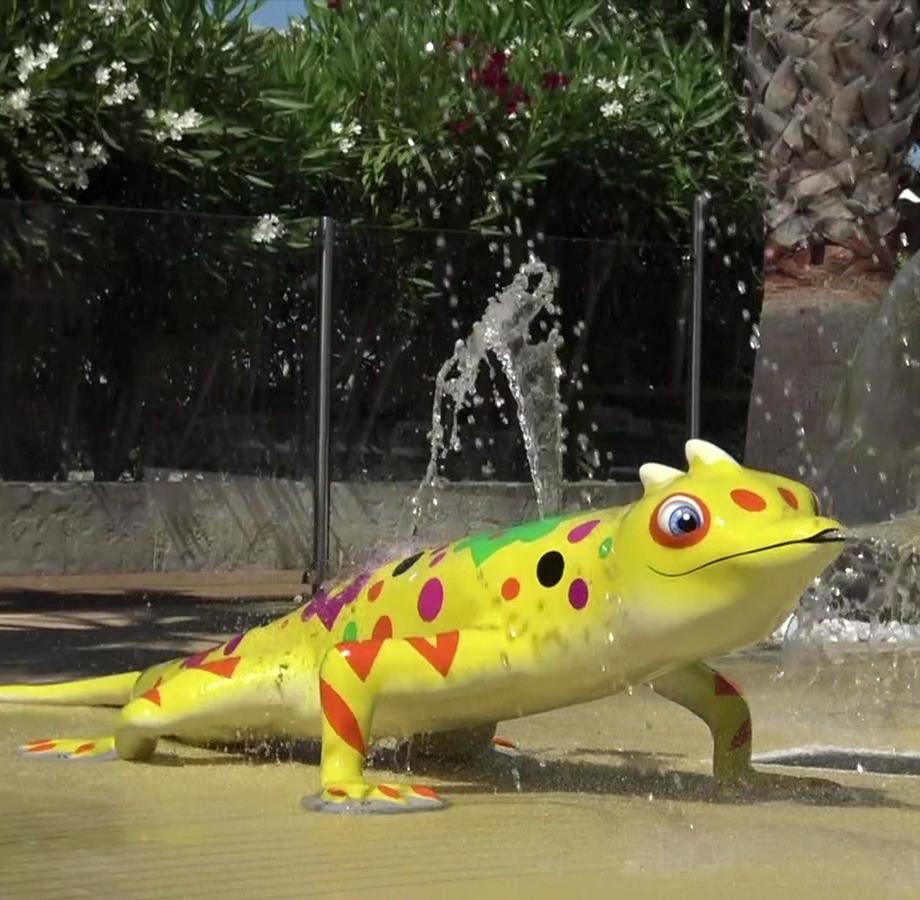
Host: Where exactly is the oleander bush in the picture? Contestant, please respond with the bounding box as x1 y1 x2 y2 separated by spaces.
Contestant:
0 0 762 481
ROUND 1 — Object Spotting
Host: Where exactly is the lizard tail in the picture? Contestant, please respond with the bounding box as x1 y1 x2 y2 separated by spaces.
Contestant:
0 671 140 707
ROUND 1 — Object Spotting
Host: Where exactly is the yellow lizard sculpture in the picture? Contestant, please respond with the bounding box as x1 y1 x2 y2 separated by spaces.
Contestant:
0 439 844 814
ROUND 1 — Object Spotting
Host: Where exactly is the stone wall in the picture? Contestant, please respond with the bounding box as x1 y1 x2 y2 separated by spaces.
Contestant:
744 285 877 487
0 477 641 577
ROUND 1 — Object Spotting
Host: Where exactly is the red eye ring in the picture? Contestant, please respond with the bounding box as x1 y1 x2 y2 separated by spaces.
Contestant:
649 493 711 549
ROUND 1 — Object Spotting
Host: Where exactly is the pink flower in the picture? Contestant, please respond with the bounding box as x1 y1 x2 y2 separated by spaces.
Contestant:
453 114 476 134
327 0 341 9
541 71 570 91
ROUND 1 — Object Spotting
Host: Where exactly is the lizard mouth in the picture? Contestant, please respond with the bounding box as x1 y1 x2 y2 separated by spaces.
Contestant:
649 528 845 578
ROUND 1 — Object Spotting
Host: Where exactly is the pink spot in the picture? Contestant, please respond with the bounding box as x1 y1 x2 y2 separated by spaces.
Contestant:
430 551 447 567
567 520 600 543
223 633 244 655
568 578 589 610
418 578 445 622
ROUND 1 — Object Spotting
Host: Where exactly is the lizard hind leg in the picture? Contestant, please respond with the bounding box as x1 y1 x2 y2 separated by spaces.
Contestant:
18 736 119 762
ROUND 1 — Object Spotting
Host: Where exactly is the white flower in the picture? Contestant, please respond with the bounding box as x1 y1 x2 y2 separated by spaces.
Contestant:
89 0 128 27
0 87 32 125
424 41 435 53
102 77 139 106
81 39 94 52
95 66 111 85
6 88 30 111
331 120 361 152
150 108 203 142
600 99 624 118
617 74 630 89
251 214 285 245
110 61 126 75
14 42 59 82
44 140 108 191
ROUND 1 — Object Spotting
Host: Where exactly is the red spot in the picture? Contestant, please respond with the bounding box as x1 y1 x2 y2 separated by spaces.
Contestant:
340 639 384 682
406 631 460 677
368 581 384 601
26 740 57 752
74 742 96 755
778 487 799 509
730 718 752 751
493 736 516 748
411 784 440 799
320 679 366 757
731 489 767 512
194 657 241 679
501 577 520 600
714 673 741 696
377 784 401 799
372 616 393 641
26 738 52 746
328 787 347 797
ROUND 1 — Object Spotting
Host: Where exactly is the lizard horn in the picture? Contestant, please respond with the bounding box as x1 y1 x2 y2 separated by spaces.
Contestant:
685 439 739 468
638 462 684 493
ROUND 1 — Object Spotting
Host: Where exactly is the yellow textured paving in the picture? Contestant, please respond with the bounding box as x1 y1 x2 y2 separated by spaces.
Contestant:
2 583 920 899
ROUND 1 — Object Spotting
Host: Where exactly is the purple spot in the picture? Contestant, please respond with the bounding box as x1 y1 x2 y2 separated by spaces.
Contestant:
418 578 445 622
224 633 244 656
568 578 589 610
302 572 372 631
183 651 209 669
567 520 600 544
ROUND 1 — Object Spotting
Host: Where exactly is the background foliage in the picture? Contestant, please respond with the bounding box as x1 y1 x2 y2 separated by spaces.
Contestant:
0 0 762 482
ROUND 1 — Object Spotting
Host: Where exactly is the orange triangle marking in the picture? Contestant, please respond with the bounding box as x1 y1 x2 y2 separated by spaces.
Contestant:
340 640 383 682
406 631 460 678
195 657 241 679
140 678 163 707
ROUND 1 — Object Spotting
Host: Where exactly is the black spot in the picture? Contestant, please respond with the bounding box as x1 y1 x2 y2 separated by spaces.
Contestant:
392 551 423 577
536 550 565 587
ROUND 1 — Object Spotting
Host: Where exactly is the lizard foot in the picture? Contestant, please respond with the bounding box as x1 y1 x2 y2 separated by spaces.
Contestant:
18 736 118 762
302 782 446 814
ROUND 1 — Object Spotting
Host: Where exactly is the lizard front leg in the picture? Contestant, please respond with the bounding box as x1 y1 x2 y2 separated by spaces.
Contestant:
648 660 753 785
305 628 525 814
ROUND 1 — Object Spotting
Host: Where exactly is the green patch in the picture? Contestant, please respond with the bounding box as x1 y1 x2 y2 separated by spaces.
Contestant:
342 621 359 642
454 509 584 568
599 537 614 558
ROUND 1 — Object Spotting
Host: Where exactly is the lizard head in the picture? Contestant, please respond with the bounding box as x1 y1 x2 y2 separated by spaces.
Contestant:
611 439 844 654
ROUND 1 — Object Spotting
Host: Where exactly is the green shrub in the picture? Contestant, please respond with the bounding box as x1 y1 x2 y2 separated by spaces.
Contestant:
1 0 757 245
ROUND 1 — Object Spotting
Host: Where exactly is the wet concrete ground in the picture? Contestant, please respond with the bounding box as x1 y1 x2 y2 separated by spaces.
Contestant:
2 574 920 898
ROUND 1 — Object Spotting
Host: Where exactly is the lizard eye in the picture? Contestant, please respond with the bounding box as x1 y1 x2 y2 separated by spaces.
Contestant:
650 494 710 548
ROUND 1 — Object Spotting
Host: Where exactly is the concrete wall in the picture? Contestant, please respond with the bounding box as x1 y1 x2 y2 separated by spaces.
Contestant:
744 286 878 480
0 477 641 577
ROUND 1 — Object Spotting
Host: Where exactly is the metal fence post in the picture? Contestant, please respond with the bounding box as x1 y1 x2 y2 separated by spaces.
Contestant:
689 193 708 440
308 216 335 591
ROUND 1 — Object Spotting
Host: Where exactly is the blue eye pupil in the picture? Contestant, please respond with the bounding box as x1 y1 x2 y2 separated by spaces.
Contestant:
669 507 700 535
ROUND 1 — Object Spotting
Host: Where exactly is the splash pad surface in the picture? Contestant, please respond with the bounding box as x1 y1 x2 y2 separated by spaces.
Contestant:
1 576 920 899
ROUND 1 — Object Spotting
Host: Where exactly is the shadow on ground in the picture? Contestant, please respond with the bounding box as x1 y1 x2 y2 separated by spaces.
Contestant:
0 588 295 682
